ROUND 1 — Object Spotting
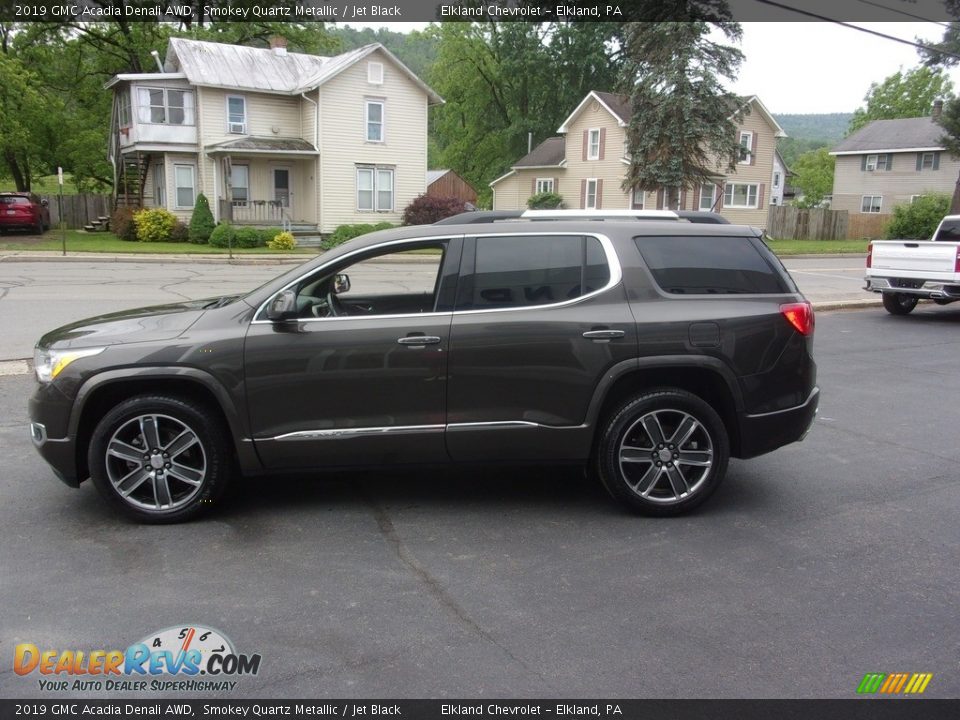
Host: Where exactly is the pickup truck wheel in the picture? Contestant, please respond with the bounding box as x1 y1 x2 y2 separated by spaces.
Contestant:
882 292 918 315
594 389 730 516
88 395 232 524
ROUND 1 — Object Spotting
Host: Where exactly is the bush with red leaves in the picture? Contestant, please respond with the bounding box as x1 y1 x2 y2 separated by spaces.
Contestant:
401 195 467 226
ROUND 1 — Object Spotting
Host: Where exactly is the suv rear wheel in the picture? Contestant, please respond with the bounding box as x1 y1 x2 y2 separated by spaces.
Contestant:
88 395 232 523
595 389 730 516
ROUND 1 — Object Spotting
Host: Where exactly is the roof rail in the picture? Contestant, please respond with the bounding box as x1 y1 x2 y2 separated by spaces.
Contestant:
433 209 681 225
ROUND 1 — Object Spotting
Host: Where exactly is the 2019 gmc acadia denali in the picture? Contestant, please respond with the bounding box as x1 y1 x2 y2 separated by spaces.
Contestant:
29 213 819 523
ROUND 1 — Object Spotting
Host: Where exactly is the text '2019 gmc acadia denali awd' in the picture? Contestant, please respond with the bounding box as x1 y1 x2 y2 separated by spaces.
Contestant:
29 213 818 523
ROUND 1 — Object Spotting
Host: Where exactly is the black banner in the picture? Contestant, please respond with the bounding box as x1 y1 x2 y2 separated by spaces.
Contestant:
2 700 960 720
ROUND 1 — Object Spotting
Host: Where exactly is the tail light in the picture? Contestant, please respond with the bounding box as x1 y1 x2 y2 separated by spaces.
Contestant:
780 302 814 336
866 241 873 268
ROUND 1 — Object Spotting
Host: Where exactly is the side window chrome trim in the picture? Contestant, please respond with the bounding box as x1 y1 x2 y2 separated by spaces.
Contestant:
252 235 458 324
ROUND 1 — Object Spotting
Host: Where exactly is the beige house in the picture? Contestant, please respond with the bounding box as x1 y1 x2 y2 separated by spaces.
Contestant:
491 91 785 227
829 110 958 216
107 37 442 233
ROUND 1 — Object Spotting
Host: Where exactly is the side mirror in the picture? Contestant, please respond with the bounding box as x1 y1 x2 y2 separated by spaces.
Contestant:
266 289 298 321
333 273 351 294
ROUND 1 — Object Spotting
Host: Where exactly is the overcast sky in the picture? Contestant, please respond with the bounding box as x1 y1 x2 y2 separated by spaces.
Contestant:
342 21 960 115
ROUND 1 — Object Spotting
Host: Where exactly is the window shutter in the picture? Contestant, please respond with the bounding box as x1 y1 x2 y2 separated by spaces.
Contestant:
554 177 559 193
599 128 606 160
582 131 588 162
916 153 923 171
580 179 586 208
656 188 664 210
886 153 894 170
934 152 941 170
694 184 702 210
531 177 536 194
861 155 867 171
596 179 603 209
679 188 687 209
751 132 758 165
758 183 765 206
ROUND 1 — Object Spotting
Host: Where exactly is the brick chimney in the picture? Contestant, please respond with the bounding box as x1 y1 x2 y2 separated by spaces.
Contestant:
269 36 288 56
933 99 944 119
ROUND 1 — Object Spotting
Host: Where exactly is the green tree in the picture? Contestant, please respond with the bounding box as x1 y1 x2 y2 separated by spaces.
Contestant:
0 51 50 190
847 67 954 135
919 16 960 213
790 148 835 209
189 193 216 243
620 18 745 209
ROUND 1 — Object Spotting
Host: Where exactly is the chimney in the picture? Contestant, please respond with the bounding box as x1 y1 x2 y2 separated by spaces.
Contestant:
933 99 944 119
269 36 288 56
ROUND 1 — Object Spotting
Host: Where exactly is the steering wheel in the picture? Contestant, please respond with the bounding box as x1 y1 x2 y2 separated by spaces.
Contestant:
326 289 345 317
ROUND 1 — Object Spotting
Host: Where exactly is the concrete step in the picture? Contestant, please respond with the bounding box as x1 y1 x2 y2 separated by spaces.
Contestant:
294 236 324 247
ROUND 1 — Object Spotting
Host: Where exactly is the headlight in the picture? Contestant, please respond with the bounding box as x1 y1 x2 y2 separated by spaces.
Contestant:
33 346 106 383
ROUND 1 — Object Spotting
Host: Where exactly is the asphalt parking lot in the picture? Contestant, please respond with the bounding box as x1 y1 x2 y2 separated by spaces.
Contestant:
1 303 958 699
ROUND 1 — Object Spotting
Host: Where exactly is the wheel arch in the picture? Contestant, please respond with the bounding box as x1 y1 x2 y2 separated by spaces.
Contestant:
70 368 259 482
586 357 744 458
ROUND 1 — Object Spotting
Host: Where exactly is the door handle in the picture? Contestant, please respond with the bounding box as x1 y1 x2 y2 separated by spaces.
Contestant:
397 335 442 346
582 330 625 340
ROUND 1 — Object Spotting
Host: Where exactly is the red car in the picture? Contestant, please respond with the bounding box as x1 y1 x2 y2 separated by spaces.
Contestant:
0 192 51 234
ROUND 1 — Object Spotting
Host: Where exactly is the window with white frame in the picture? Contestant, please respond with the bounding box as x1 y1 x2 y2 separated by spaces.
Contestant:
357 166 394 211
535 178 554 194
738 131 753 164
173 164 195 208
587 129 601 160
153 163 165 207
368 62 383 84
865 154 889 171
118 91 132 127
585 179 599 209
861 195 883 213
773 171 781 188
366 100 384 142
631 187 644 209
226 96 247 134
921 152 935 170
137 88 195 125
231 165 249 206
911 195 922 203
723 182 758 208
699 184 717 211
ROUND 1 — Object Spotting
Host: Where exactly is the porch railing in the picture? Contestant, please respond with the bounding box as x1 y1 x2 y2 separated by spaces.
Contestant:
219 199 289 225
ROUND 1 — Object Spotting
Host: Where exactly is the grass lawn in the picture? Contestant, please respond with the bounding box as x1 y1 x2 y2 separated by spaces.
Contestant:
0 230 316 254
0 173 103 196
764 238 870 255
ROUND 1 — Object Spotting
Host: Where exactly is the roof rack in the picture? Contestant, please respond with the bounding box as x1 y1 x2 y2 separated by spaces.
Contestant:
433 209 681 225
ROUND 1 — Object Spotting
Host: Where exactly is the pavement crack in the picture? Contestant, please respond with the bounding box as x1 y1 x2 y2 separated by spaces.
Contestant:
362 488 551 687
158 270 202 300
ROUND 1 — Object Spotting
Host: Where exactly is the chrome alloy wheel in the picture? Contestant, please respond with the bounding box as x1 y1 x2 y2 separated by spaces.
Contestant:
618 409 714 504
104 414 207 512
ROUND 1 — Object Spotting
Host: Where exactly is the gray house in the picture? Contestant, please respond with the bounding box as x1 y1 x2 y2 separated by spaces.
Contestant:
830 105 957 216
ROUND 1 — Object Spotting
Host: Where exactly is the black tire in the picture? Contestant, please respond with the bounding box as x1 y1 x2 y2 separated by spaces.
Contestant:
88 395 232 523
882 292 918 315
594 388 730 516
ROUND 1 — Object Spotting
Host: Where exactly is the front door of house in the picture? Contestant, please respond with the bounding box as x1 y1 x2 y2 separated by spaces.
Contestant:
272 167 291 212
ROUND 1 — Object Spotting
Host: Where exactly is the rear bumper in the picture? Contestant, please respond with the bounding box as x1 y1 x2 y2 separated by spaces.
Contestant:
736 387 819 459
865 276 960 299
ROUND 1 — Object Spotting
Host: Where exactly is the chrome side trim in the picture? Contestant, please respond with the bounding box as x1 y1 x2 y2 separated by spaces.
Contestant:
252 231 621 324
272 424 445 441
446 421 542 430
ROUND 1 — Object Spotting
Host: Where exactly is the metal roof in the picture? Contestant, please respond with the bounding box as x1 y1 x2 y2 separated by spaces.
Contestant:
205 137 317 154
426 170 448 185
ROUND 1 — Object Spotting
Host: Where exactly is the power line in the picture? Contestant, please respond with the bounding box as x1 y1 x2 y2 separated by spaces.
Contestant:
753 0 960 62
852 0 951 27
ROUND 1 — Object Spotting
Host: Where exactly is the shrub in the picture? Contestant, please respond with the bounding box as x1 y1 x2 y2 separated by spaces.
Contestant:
401 195 467 225
527 191 564 209
234 226 262 249
133 207 177 243
188 193 216 243
886 194 951 240
267 231 297 250
169 220 190 243
111 207 137 241
208 223 234 248
325 222 396 249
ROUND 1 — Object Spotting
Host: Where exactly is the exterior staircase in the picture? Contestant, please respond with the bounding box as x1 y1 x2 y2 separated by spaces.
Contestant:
116 152 150 209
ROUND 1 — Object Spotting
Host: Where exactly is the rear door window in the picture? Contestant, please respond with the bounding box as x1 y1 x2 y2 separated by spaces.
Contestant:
634 235 790 295
457 235 610 310
934 219 960 240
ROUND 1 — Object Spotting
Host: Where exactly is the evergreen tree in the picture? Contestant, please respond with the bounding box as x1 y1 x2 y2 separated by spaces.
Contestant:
188 193 216 244
620 17 745 209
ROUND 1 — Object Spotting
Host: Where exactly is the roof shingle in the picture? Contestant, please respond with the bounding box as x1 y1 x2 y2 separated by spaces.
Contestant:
831 117 945 153
514 137 566 167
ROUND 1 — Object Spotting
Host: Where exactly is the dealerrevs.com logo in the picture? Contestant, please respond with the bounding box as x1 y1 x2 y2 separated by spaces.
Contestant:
14 625 261 692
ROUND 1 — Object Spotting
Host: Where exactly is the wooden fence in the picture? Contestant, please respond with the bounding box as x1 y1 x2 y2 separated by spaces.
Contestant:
766 206 849 240
847 213 892 240
39 193 111 229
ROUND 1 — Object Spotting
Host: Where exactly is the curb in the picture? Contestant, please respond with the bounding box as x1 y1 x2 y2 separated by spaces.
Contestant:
0 253 310 266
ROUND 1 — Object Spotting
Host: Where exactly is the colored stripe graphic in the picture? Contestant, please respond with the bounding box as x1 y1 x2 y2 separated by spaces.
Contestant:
857 672 932 694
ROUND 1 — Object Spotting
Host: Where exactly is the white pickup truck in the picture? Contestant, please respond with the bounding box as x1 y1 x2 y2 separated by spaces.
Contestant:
865 214 960 314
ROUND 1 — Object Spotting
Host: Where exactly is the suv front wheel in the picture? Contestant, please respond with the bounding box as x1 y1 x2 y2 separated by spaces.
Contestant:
88 395 232 523
595 389 730 516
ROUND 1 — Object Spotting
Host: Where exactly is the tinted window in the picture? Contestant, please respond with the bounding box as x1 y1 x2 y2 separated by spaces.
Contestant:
934 220 960 241
635 236 789 294
460 235 610 310
0 196 30 206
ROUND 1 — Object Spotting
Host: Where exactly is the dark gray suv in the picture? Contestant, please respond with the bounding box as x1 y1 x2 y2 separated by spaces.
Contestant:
29 214 818 523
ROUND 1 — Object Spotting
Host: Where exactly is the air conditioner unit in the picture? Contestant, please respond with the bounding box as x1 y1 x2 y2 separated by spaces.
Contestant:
228 122 246 134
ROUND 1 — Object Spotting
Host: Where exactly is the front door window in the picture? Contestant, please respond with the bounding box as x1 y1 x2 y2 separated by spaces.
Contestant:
273 168 290 209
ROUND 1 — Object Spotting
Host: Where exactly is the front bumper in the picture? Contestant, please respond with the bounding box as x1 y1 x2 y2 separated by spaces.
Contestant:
28 384 81 488
736 387 819 459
